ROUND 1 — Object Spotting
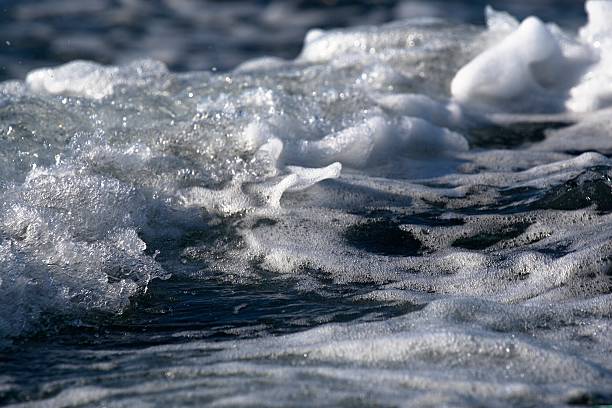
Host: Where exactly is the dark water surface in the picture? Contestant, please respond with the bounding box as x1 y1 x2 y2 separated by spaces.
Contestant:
2 275 419 405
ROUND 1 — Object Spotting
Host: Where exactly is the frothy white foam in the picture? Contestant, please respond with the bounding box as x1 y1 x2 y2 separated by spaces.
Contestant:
567 0 612 112
26 59 168 99
1 3 612 406
452 1 612 116
452 14 590 113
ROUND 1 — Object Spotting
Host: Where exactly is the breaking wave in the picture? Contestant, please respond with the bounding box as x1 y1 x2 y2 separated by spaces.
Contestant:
1 2 611 406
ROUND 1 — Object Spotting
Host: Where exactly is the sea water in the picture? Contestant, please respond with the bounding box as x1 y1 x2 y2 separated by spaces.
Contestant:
0 1 611 407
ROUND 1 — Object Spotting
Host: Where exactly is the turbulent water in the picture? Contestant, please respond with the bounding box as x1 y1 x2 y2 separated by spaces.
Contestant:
0 0 587 81
1 1 612 407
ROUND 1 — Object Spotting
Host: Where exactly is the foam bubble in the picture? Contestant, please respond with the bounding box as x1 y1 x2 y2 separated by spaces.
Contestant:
26 59 168 99
451 15 591 113
453 1 612 115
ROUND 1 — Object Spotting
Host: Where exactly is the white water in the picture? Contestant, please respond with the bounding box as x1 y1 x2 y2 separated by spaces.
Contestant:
1 2 611 406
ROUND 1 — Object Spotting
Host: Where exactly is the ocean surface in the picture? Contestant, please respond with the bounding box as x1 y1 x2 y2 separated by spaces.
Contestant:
1 1 612 407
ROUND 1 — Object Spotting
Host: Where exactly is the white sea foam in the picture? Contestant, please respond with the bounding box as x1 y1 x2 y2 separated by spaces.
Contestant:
26 59 169 100
452 2 612 116
1 2 611 406
452 13 591 113
566 0 612 112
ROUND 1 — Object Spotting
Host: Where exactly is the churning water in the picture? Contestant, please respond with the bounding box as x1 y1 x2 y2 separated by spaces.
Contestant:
0 1 611 406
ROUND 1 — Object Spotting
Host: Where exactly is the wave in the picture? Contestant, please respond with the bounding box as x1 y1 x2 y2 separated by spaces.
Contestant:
1 2 611 405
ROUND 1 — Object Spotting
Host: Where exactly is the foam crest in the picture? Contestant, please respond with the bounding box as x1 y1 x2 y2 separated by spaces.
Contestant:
296 116 467 168
26 59 168 99
566 1 612 112
0 166 166 337
373 93 462 128
580 0 612 43
451 16 590 113
453 0 612 115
